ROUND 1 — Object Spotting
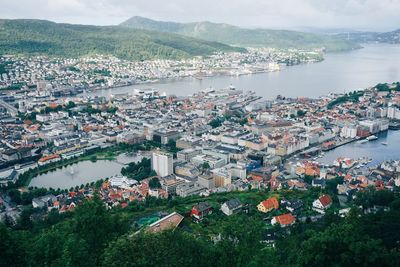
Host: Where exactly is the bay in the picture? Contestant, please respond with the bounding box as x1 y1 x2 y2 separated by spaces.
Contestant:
89 44 400 99
318 130 400 167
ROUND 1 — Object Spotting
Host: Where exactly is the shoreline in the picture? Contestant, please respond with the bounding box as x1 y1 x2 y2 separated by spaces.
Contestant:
83 59 324 94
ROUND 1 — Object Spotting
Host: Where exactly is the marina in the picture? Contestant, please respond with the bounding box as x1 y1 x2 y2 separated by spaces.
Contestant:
318 130 400 168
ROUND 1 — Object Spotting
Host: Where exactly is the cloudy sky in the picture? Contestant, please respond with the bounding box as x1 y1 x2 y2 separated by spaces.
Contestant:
0 0 399 31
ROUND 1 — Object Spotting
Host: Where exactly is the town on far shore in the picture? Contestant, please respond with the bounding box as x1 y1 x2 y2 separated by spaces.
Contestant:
1 74 400 237
0 48 322 94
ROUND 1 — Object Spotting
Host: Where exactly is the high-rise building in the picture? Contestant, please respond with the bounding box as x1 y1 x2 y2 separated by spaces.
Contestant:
152 151 173 177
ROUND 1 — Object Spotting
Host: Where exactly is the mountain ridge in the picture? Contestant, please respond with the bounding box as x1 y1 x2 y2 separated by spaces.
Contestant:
0 19 245 60
120 16 361 52
336 28 400 44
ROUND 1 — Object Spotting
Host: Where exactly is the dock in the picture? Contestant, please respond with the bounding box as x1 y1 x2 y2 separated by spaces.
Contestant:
322 138 357 151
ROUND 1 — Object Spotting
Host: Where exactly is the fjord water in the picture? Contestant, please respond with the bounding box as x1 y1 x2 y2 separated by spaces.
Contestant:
92 44 400 99
318 130 400 167
32 44 400 189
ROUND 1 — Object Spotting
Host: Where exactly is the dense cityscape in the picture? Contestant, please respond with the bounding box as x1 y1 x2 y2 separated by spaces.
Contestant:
1 61 400 227
1 1 400 266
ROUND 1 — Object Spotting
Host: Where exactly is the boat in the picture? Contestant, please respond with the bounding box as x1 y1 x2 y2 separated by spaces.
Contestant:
357 139 368 144
381 142 388 145
367 135 378 141
389 122 400 130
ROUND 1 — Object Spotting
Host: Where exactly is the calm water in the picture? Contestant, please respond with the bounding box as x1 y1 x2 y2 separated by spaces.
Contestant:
29 160 123 189
89 44 400 99
33 45 400 188
318 130 400 167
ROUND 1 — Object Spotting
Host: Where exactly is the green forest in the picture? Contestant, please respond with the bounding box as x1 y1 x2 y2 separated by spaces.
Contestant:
0 19 245 60
1 186 400 267
120 16 361 52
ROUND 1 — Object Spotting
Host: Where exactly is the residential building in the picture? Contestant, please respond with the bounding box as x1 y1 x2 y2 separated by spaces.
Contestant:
221 198 243 216
152 151 173 177
257 197 279 213
271 213 296 227
312 194 333 214
191 201 213 222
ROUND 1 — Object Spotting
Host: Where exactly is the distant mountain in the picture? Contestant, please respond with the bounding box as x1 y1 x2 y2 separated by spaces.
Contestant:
0 19 245 60
120 16 360 52
289 27 361 35
336 29 400 44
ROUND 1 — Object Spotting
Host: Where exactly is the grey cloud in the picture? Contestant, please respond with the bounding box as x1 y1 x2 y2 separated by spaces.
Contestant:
0 0 399 31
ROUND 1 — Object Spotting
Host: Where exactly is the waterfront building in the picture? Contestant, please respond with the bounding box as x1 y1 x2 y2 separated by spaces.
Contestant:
340 124 357 138
109 174 138 188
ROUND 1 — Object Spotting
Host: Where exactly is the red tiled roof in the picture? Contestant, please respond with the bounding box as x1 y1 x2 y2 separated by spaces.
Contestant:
275 213 295 225
319 194 332 207
261 197 279 210
39 154 60 162
109 192 122 200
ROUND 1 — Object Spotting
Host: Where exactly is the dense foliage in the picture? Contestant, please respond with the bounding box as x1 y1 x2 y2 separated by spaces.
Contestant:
208 117 225 128
2 188 400 266
0 19 244 60
375 82 400 92
327 90 364 109
120 16 360 52
120 158 156 180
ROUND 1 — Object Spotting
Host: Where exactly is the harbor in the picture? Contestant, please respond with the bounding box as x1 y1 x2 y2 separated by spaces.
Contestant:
317 130 400 168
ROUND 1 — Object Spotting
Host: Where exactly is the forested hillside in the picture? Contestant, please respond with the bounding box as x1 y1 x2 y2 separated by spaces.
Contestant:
121 16 361 52
0 19 245 60
1 187 400 267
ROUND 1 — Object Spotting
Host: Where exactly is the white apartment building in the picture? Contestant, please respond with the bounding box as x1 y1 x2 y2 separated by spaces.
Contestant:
151 151 173 177
388 106 400 120
340 124 357 138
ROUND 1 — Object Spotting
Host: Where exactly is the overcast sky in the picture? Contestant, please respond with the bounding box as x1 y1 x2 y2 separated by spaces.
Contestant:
0 0 399 31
